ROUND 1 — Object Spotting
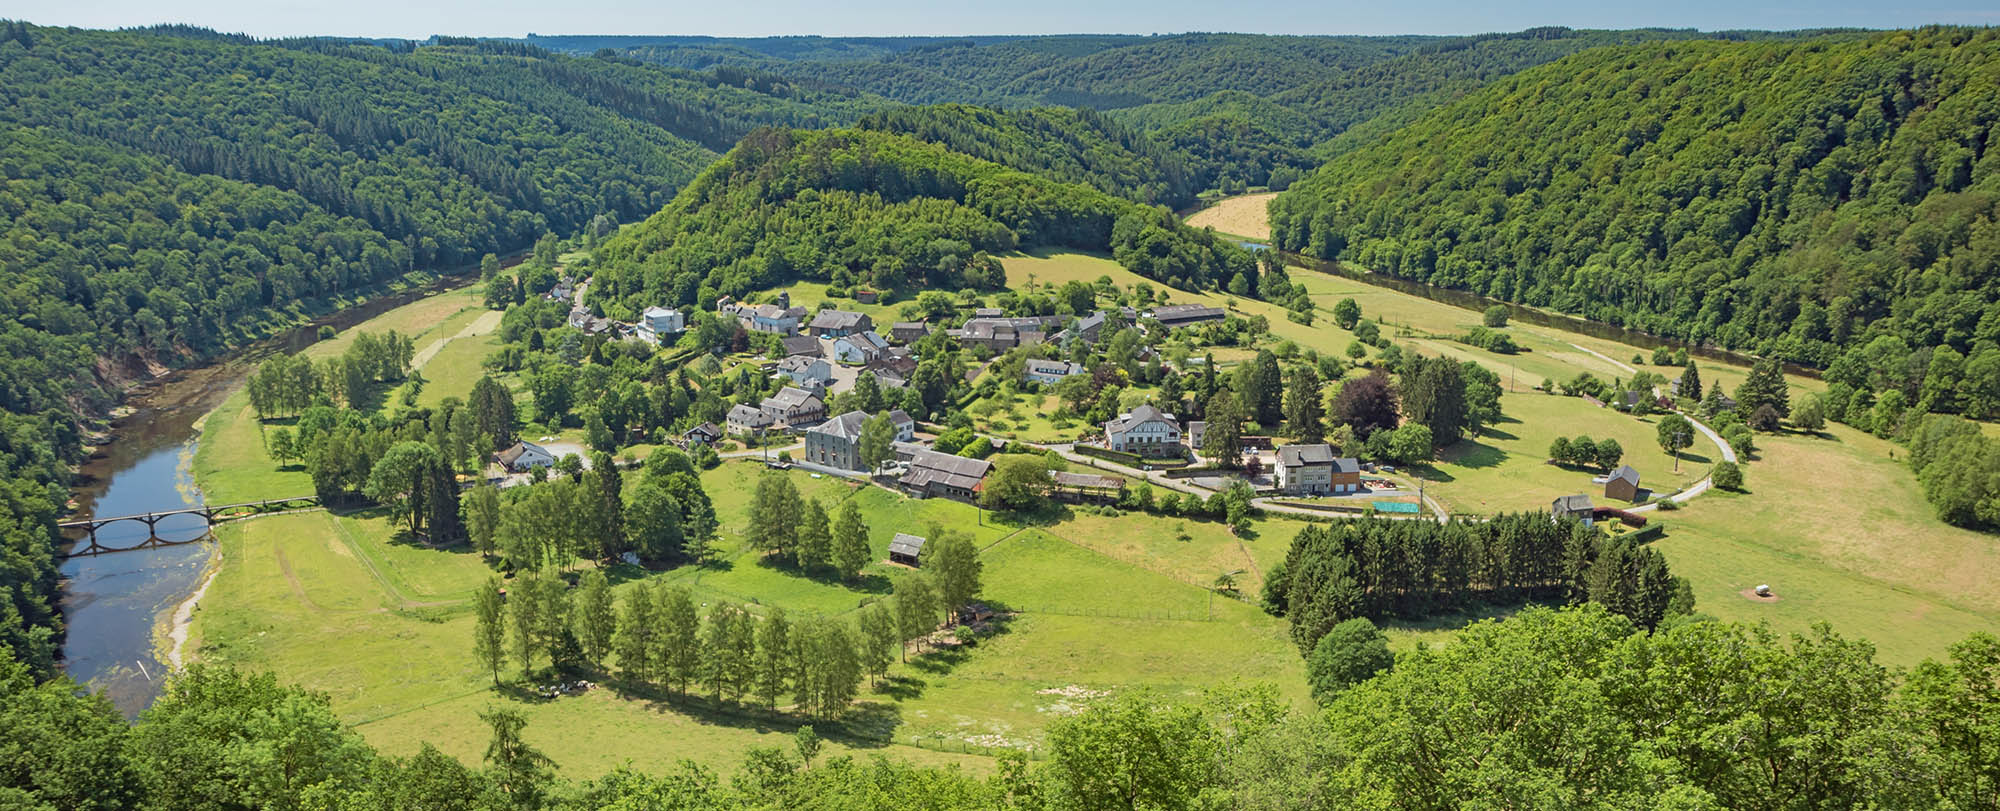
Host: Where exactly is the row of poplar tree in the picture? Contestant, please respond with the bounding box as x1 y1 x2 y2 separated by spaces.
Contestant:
470 533 985 719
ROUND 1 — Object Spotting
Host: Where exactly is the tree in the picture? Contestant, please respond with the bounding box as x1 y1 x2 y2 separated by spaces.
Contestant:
829 499 871 580
469 375 517 451
746 473 803 558
858 412 896 470
926 533 983 614
1678 361 1703 403
1332 298 1361 329
481 708 553 808
508 574 544 678
1330 370 1399 439
473 578 506 685
1593 438 1623 470
1712 460 1744 491
793 725 822 770
1043 691 1220 811
657 587 702 694
1284 365 1325 443
1202 390 1245 467
1481 305 1509 327
1549 436 1573 463
1723 423 1756 458
573 570 616 666
129 667 374 811
752 608 791 710
623 478 686 563
1240 350 1284 426
1387 423 1433 465
857 602 897 684
463 484 502 557
1306 618 1394 704
796 498 832 571
1735 357 1790 418
364 441 441 534
894 576 938 660
1793 395 1827 432
981 455 1054 512
1749 403 1782 432
1400 355 1468 445
613 582 658 684
1656 413 1695 472
480 252 501 280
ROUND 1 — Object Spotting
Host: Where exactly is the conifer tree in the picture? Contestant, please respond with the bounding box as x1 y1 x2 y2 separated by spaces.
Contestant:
1284 365 1325 443
753 608 792 711
657 586 702 694
830 499 871 580
614 582 658 684
572 569 616 666
473 577 506 685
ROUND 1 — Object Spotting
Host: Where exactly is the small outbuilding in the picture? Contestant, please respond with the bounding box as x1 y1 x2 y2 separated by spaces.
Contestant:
1604 464 1642 502
889 533 927 566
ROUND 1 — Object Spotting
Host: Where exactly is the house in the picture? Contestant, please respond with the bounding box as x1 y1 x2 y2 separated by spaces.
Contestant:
549 279 574 301
809 309 873 337
1024 358 1086 385
779 335 822 359
804 410 869 471
1103 404 1182 456
726 403 775 435
899 450 992 501
1604 465 1642 502
973 307 1004 319
889 321 932 344
720 292 805 335
634 306 684 345
868 348 917 380
682 423 723 446
1052 310 1110 346
855 290 880 305
891 440 926 462
949 316 1064 352
888 409 916 442
872 367 910 389
775 355 833 388
832 331 891 365
888 533 926 566
1276 444 1360 495
1552 494 1596 525
496 441 556 472
759 386 825 428
1147 304 1226 329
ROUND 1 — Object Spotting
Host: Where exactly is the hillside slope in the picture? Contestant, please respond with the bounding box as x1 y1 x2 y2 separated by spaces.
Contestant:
1272 29 2000 365
856 104 1197 207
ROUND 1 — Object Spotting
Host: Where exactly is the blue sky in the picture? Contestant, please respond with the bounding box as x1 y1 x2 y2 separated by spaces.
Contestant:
12 0 1998 40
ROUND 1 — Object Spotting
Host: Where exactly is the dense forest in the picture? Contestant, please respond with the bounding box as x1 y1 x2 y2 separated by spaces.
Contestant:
856 104 1198 207
587 126 1254 318
1273 28 2000 367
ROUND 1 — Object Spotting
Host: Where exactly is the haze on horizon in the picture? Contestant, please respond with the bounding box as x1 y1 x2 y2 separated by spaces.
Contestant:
11 0 1998 41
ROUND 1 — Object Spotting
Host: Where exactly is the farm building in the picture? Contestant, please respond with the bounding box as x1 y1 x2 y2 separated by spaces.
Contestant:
496 441 555 472
1604 465 1642 502
899 450 992 501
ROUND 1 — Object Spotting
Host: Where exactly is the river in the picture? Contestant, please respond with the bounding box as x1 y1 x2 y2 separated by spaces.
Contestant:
59 272 482 717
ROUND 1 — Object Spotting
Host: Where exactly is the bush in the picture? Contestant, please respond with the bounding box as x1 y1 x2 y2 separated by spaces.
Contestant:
1307 618 1394 705
1481 305 1509 328
1712 460 1743 491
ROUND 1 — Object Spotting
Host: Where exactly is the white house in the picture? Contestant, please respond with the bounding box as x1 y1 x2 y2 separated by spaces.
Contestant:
496 441 556 471
726 403 776 435
634 306 685 345
1024 358 1086 385
775 355 833 388
888 408 916 442
832 331 891 365
1102 404 1182 456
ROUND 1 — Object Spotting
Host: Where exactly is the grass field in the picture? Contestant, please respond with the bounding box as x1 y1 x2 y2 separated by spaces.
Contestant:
1184 193 1278 241
1423 392 1709 515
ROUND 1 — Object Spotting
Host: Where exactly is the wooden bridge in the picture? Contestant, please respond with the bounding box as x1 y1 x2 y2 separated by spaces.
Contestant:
58 495 321 558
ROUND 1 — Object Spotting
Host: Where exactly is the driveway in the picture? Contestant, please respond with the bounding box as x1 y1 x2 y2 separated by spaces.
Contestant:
1630 415 1735 513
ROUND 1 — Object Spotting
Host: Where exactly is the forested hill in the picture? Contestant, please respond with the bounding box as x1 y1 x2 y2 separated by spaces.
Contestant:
0 21 883 674
588 127 1252 318
1271 28 2000 367
855 104 1198 208
560 28 1857 191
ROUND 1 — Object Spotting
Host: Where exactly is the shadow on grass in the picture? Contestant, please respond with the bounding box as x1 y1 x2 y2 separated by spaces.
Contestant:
748 552 895 596
592 676 905 749
1439 440 1506 470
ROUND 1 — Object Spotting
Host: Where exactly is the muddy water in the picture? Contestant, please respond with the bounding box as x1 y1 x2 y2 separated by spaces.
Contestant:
60 273 480 716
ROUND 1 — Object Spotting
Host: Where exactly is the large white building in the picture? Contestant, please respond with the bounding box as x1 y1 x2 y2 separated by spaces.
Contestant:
635 306 684 345
1102 404 1182 456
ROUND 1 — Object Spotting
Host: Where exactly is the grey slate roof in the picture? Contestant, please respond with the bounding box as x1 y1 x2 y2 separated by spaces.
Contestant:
810 410 869 441
809 310 869 331
780 335 821 357
1104 404 1178 437
901 449 993 491
889 533 927 558
1278 443 1336 467
1552 494 1595 513
1609 465 1641 485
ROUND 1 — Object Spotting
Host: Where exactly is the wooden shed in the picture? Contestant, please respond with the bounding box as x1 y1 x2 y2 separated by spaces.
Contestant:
888 533 927 566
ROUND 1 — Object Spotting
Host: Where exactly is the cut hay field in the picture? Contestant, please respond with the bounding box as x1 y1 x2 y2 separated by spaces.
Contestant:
1184 192 1278 241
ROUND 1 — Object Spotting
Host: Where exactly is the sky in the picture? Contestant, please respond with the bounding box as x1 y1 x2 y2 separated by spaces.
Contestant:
9 0 1998 40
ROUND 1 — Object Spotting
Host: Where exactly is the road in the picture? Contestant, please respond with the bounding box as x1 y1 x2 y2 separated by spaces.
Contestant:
1570 342 1638 375
1010 439 1449 522
1630 415 1735 513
